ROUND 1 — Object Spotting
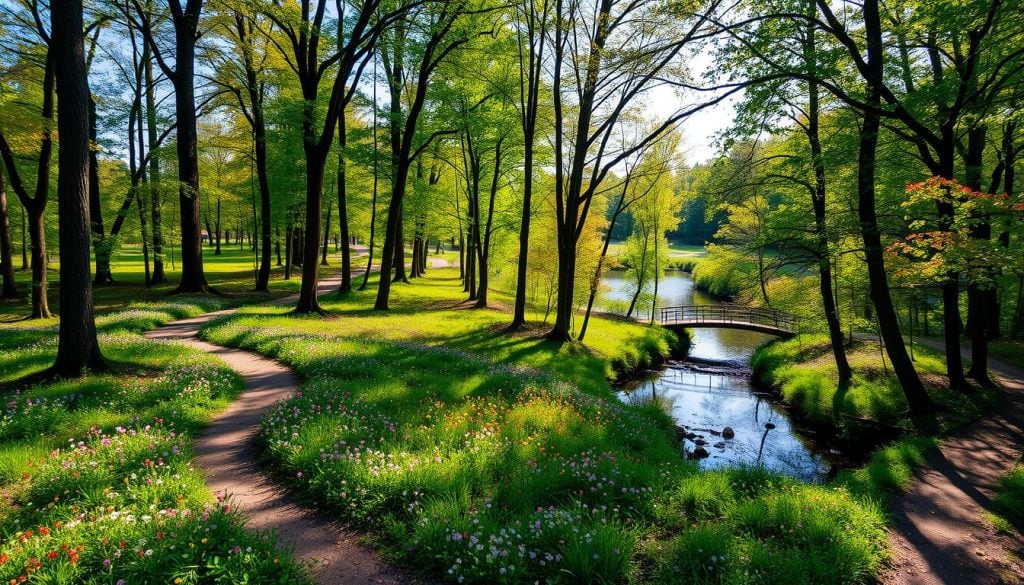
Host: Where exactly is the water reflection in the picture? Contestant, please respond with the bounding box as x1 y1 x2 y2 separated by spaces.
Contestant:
603 271 830 483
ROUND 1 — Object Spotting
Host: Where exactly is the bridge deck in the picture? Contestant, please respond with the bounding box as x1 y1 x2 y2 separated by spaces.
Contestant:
654 305 799 338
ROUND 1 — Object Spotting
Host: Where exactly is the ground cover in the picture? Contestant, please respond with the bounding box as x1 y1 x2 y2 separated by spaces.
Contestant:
990 459 1024 538
0 306 308 583
990 339 1024 369
752 334 1001 451
199 268 889 584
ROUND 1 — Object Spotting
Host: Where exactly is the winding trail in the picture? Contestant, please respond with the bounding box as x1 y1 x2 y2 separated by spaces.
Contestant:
144 276 418 584
885 343 1024 585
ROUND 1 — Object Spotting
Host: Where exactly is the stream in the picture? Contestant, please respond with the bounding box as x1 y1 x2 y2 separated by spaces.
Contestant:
600 271 831 483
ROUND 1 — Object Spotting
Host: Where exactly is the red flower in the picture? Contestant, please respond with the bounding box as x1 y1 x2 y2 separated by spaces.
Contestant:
47 551 57 560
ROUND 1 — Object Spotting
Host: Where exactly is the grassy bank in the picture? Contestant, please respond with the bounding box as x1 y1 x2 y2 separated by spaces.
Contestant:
198 269 888 584
0 305 307 583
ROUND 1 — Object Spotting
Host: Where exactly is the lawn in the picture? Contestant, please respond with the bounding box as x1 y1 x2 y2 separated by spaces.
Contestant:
0 302 307 583
197 268 889 584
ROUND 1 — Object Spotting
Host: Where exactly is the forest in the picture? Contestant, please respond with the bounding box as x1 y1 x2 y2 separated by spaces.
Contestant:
1 0 1023 583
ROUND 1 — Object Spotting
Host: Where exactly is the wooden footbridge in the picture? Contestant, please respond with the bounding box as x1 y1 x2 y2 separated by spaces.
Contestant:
655 305 799 338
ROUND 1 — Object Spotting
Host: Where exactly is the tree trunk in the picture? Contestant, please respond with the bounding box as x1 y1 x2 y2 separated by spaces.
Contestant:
321 196 332 266
27 208 50 318
20 206 28 270
51 0 105 376
964 125 990 384
338 112 352 293
0 167 17 298
804 36 852 384
858 0 931 414
143 43 165 285
170 1 209 293
89 95 114 285
284 221 293 280
214 197 222 255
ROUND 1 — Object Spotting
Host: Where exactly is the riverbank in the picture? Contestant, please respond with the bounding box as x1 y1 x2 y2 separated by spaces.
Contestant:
197 268 889 583
751 334 1001 454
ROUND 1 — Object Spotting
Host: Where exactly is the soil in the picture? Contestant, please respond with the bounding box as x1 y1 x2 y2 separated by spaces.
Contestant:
884 341 1024 585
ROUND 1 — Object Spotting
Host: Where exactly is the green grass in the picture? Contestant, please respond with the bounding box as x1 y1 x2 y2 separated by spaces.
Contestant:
0 244 311 322
0 304 308 583
989 461 1024 536
990 339 1024 369
197 268 888 584
751 334 1001 446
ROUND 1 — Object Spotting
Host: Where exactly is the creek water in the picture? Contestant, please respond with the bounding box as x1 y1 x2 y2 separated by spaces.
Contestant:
600 271 831 483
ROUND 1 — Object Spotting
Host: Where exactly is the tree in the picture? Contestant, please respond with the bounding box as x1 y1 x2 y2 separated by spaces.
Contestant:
545 0 721 340
263 0 403 313
853 0 932 413
204 2 275 291
508 0 549 330
0 165 17 298
374 0 487 310
132 0 211 292
0 3 54 318
50 0 105 376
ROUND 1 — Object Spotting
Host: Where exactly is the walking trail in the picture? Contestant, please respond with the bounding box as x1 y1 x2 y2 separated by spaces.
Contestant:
144 275 418 584
885 342 1024 585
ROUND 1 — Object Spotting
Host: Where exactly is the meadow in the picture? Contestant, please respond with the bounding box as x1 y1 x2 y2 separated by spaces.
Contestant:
197 268 891 584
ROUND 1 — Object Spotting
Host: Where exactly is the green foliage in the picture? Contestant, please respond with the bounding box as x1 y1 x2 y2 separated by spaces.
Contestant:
0 305 306 583
197 270 888 584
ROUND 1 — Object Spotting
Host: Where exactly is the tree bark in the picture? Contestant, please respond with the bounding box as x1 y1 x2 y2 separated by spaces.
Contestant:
804 26 852 385
337 112 352 292
0 50 54 318
89 95 114 284
964 125 990 384
321 197 332 266
857 0 931 413
51 0 105 376
0 167 17 298
143 39 166 284
167 0 209 292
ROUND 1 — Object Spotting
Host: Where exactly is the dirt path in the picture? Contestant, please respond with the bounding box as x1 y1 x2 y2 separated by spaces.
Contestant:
144 278 417 584
885 343 1024 585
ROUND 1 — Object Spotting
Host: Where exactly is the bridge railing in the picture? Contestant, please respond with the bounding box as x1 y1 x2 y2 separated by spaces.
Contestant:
657 304 799 334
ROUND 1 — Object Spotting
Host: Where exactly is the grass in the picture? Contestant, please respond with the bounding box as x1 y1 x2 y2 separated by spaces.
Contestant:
990 339 1024 369
0 303 308 583
198 268 889 584
989 460 1024 537
0 244 314 322
751 334 1001 449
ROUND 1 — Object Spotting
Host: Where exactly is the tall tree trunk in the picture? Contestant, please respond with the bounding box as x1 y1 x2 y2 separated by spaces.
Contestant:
20 205 28 270
321 197 332 266
143 42 165 285
214 197 222 255
51 0 105 376
964 125 990 384
0 167 17 298
89 95 114 284
295 145 327 312
276 225 282 266
27 208 49 318
337 112 352 292
475 138 503 308
804 24 852 384
0 50 54 318
284 220 293 280
168 0 209 293
858 0 931 413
